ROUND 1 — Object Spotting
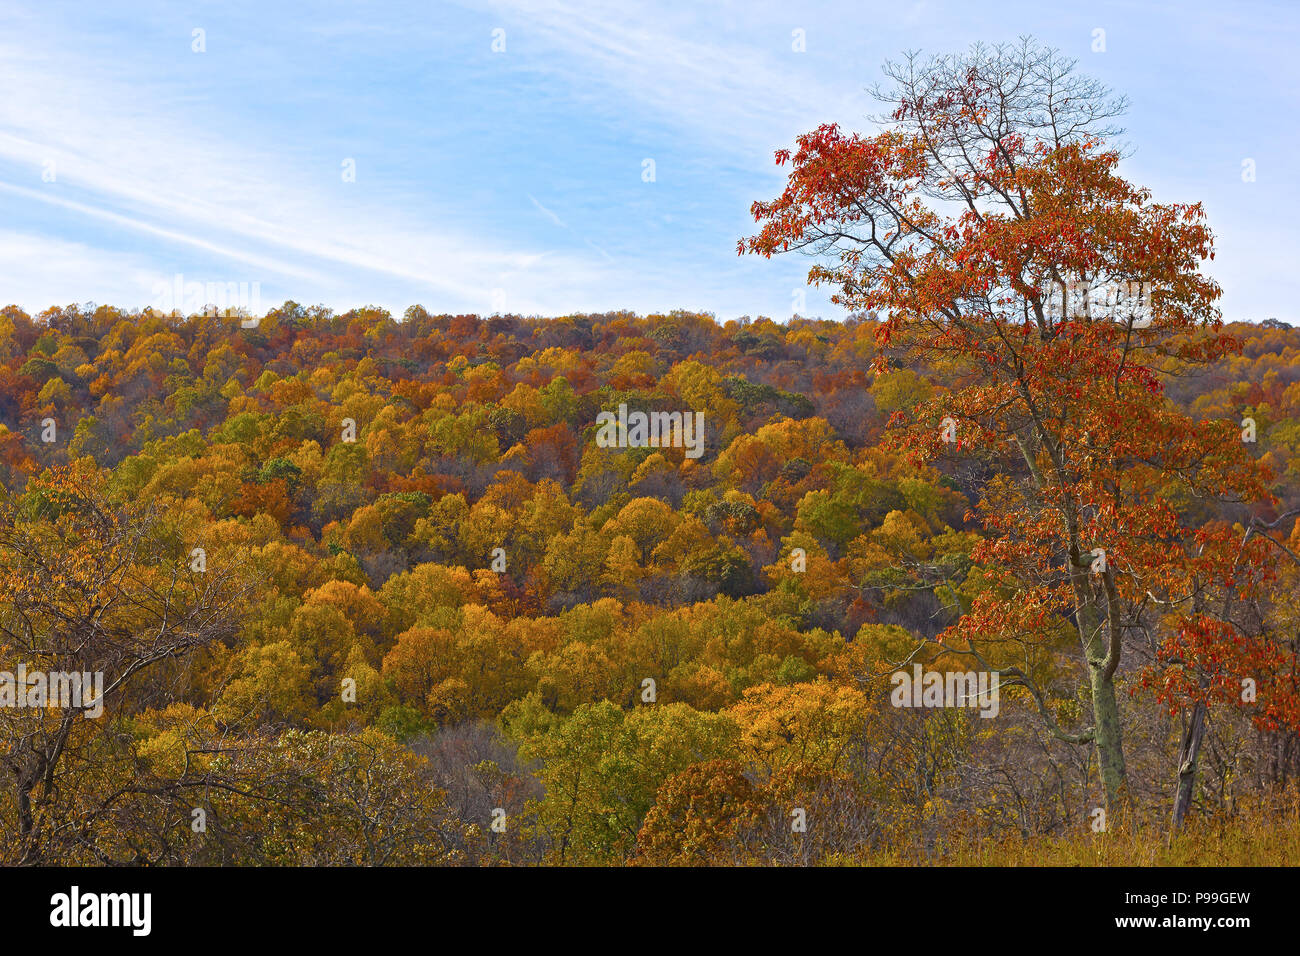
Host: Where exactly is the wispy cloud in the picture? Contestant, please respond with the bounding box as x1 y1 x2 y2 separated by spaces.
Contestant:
0 178 325 284
0 230 161 309
0 14 601 314
0 1 1294 321
528 194 567 229
476 0 869 158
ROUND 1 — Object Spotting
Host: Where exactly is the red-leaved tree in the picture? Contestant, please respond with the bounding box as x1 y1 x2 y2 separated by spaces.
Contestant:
742 40 1294 820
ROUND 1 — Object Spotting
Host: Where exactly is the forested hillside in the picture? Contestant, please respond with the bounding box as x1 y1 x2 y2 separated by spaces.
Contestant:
1 303 1297 865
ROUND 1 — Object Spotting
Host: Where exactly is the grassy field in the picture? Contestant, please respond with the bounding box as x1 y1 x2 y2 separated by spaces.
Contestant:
856 796 1300 866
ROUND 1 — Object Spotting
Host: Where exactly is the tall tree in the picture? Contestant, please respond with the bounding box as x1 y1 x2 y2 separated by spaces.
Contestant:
742 40 1273 816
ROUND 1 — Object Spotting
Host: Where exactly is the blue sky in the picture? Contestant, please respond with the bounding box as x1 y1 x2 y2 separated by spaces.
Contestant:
1 0 1296 322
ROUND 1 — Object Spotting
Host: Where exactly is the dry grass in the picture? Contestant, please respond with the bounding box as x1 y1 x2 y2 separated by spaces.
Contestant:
855 792 1300 866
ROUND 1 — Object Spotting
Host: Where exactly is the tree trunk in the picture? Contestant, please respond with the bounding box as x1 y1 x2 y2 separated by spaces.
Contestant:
1172 699 1207 830
1071 556 1129 817
1089 660 1128 815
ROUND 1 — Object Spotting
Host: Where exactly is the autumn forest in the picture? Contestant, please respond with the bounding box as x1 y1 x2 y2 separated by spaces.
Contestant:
3 41 1299 870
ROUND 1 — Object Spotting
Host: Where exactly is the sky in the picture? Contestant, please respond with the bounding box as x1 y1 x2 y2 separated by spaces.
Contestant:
0 0 1296 323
